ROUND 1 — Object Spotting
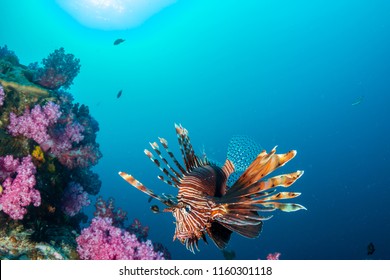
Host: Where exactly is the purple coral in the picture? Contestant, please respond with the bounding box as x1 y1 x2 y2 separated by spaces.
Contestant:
7 102 61 144
48 122 85 156
55 143 101 169
94 196 127 227
76 217 164 260
33 47 81 90
61 182 90 217
0 85 4 106
266 252 281 260
0 155 40 220
7 101 100 169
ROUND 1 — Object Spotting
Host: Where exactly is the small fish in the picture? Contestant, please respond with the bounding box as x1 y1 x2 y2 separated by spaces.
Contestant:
117 90 122 98
119 124 305 253
147 197 153 203
367 242 375 255
352 96 364 106
150 205 160 214
47 205 56 213
114 38 125 45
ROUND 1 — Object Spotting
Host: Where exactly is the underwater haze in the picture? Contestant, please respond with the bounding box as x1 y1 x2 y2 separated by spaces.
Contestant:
1 0 390 260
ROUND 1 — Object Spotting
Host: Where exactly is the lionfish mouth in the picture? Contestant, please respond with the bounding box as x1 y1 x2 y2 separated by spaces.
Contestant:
119 123 305 253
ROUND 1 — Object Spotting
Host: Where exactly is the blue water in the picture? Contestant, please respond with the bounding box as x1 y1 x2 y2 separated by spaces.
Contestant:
2 0 390 260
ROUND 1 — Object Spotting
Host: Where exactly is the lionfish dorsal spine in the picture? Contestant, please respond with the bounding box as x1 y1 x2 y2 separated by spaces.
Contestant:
144 143 181 187
118 171 175 207
150 141 183 180
158 137 186 175
175 123 205 172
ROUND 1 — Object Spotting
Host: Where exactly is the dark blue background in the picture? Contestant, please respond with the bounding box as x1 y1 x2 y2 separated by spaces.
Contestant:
1 0 389 259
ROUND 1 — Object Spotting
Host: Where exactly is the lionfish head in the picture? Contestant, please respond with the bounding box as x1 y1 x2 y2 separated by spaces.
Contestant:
168 201 207 253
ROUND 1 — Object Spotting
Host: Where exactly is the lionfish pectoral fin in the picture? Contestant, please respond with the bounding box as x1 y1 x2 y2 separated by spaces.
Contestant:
206 222 232 249
230 148 297 192
118 171 175 207
218 220 263 239
211 204 267 238
260 202 307 212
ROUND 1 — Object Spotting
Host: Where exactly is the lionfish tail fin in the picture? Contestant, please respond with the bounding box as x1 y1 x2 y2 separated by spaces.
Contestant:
175 123 207 172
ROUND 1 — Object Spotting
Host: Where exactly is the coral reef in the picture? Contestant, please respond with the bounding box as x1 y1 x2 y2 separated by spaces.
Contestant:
28 47 81 90
0 46 99 259
0 218 79 259
94 196 127 227
76 217 164 260
0 45 169 260
92 196 171 259
61 182 90 217
0 155 40 220
266 252 281 260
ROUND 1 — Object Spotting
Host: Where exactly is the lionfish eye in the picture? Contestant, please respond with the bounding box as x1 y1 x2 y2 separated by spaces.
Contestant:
185 205 191 213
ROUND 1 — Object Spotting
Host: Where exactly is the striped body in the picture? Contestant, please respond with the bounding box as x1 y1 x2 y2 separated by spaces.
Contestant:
172 165 228 250
119 124 305 253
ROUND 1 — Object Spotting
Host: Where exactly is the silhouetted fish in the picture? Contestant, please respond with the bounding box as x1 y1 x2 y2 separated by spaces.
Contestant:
367 242 375 255
114 38 125 45
117 90 122 98
150 205 160 214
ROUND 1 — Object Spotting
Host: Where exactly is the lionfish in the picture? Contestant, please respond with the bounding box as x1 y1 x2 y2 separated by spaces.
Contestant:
119 124 305 253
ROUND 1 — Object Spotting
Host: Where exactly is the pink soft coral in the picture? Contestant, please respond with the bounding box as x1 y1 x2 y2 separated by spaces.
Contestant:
76 217 164 260
7 102 61 144
266 252 281 260
0 155 41 220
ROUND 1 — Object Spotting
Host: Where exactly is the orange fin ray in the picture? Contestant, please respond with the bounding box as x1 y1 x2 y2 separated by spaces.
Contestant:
158 137 186 175
149 141 183 180
144 148 180 187
118 171 175 207
221 159 235 179
175 123 205 172
260 202 307 212
230 148 297 193
260 191 302 201
224 171 304 201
